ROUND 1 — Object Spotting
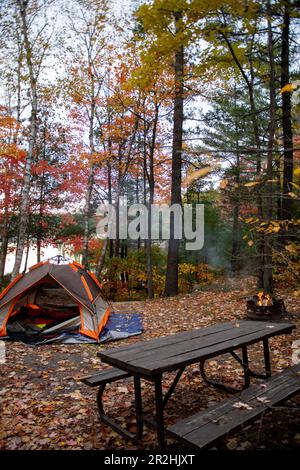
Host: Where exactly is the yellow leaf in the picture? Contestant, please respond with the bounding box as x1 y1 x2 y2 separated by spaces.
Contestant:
291 182 300 190
226 438 238 450
285 244 297 253
294 168 300 176
248 240 254 247
280 83 297 94
244 181 260 187
219 179 228 189
288 192 298 198
182 167 212 187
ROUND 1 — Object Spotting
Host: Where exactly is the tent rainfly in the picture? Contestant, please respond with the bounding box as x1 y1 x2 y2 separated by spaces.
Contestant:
0 257 110 341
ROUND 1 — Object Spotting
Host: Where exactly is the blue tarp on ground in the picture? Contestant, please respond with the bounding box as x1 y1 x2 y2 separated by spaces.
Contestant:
100 313 143 342
37 312 143 344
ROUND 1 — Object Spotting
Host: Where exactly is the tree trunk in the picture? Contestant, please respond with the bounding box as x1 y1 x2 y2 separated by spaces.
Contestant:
146 103 158 299
24 234 30 272
114 144 124 258
95 238 108 277
0 161 12 286
280 2 293 220
82 164 95 267
106 159 114 258
146 203 154 298
114 196 120 257
164 12 184 297
230 83 241 277
12 0 38 278
37 184 43 263
143 133 147 254
14 11 22 144
37 237 41 263
262 4 276 293
82 57 96 268
0 224 9 287
230 203 240 276
37 129 46 263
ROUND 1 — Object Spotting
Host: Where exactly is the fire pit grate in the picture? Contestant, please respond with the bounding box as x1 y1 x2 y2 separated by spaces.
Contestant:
246 291 287 321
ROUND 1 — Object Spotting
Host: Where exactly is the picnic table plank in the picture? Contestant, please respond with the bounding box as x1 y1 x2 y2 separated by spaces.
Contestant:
129 324 293 374
100 321 265 362
99 321 294 376
80 368 130 387
99 321 272 359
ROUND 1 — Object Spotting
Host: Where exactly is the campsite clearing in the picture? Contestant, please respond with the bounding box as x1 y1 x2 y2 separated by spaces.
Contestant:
0 278 299 450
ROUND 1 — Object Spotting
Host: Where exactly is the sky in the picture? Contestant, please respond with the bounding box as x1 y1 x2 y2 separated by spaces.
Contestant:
5 246 60 274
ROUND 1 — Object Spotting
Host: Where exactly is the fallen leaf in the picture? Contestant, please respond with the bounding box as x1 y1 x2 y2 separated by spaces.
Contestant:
244 181 260 187
256 396 270 404
232 402 253 411
226 437 238 450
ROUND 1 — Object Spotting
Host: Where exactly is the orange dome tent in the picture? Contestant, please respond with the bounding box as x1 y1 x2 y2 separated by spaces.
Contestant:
0 256 110 342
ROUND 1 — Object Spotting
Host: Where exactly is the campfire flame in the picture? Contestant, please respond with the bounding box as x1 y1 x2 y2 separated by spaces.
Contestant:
256 291 273 307
247 292 285 318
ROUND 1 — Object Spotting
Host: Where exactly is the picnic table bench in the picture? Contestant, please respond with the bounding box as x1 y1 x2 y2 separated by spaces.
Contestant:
80 368 133 439
81 320 296 448
168 363 300 449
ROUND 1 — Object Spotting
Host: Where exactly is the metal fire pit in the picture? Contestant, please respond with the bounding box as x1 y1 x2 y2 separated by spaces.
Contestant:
246 293 286 321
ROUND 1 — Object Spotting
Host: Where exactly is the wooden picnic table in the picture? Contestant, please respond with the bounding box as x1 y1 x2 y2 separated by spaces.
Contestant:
98 320 295 448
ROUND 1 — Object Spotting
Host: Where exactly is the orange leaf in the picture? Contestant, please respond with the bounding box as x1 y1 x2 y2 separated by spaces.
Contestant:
280 83 296 94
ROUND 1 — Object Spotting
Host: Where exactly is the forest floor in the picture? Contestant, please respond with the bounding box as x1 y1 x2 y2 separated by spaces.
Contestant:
1 276 300 450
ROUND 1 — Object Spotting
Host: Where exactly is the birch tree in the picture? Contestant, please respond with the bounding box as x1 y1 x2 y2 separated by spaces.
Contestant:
11 0 53 278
